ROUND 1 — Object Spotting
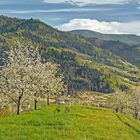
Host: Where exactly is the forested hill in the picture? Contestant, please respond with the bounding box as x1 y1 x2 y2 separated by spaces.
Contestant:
0 16 140 94
71 30 140 45
71 30 140 66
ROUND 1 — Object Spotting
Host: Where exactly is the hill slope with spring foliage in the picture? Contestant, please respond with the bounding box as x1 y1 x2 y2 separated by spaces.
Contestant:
0 16 140 93
71 30 140 66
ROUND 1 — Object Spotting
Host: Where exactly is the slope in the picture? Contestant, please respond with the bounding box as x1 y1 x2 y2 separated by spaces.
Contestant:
90 38 140 66
71 30 140 66
0 105 140 140
0 16 140 93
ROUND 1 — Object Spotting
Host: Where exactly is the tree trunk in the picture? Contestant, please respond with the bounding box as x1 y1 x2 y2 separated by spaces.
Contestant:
134 111 138 120
17 104 20 115
47 96 50 105
34 99 37 110
17 103 20 115
120 106 124 113
17 96 22 115
115 107 119 113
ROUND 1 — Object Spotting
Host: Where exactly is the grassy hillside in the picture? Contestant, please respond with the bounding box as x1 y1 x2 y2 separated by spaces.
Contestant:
0 16 140 93
0 105 140 140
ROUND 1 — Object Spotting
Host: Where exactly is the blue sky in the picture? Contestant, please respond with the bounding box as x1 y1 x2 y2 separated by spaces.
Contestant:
0 0 140 35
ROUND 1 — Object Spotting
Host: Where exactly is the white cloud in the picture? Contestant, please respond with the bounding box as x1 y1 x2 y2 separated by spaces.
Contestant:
43 0 130 5
0 0 136 5
0 7 111 14
56 19 140 35
138 2 140 9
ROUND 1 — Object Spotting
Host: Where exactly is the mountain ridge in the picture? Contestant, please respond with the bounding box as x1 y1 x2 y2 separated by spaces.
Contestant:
70 29 140 66
70 29 140 45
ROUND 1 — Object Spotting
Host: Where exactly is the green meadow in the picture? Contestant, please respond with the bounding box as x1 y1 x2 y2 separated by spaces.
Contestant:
0 105 139 140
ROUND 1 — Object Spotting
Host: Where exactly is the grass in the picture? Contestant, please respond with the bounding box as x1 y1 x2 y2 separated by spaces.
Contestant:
0 105 140 140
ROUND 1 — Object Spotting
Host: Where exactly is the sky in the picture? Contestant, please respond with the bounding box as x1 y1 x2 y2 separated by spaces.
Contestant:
0 0 140 35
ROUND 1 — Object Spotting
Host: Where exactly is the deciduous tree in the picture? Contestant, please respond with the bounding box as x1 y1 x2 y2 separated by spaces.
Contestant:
129 87 140 120
0 45 33 115
109 91 128 113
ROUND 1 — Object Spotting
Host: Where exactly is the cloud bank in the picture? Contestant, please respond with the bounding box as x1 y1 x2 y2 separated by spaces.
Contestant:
0 0 138 5
43 0 131 5
0 8 111 14
56 19 140 35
